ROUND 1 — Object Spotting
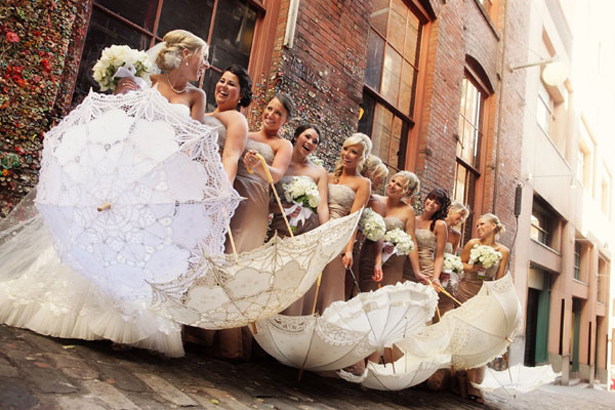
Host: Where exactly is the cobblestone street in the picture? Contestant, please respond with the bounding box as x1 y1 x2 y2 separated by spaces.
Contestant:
0 325 613 409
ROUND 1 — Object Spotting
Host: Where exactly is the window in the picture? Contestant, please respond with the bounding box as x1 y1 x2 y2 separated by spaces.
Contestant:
597 258 607 303
72 0 260 110
536 82 553 136
573 241 581 280
359 0 425 177
453 77 484 242
530 196 557 249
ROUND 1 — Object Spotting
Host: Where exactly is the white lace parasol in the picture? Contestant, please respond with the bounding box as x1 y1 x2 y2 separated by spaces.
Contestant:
155 210 362 328
35 87 240 312
472 363 560 397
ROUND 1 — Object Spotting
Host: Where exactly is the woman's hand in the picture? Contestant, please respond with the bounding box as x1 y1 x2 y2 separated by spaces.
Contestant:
372 264 383 283
383 245 395 254
430 277 443 292
243 150 261 170
341 251 353 269
414 270 430 285
115 78 139 94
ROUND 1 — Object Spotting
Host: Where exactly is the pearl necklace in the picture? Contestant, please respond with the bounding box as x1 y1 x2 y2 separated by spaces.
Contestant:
166 73 187 94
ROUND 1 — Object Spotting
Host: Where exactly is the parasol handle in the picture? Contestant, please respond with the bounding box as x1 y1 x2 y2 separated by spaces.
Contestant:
439 287 462 306
388 347 396 374
247 153 294 238
226 226 239 263
97 202 111 212
310 273 323 315
427 280 442 321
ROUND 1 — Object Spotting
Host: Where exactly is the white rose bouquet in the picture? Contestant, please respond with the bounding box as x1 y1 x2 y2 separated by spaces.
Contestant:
441 253 464 293
283 176 321 212
381 228 414 264
359 208 386 241
443 253 464 274
92 45 152 92
468 244 502 278
281 176 321 231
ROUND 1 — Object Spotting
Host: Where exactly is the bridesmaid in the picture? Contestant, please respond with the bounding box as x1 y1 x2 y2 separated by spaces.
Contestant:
347 155 388 298
456 213 510 404
315 133 372 314
270 124 330 316
359 171 429 292
184 65 252 357
438 200 470 315
229 94 294 252
407 189 450 292
216 94 293 360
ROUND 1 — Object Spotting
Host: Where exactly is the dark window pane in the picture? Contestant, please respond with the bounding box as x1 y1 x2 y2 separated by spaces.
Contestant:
210 0 257 70
158 0 214 42
201 68 221 112
358 93 376 137
365 29 385 91
72 7 151 105
404 12 421 66
95 0 158 31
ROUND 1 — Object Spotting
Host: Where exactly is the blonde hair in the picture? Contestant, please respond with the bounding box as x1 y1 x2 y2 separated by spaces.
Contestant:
391 170 420 197
157 30 208 72
334 133 372 177
479 213 506 235
363 155 389 184
449 200 470 223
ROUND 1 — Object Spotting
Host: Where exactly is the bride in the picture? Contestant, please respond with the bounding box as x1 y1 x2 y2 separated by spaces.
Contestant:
0 30 228 357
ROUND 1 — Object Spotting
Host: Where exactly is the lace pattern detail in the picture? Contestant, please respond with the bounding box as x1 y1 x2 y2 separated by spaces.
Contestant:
35 87 240 311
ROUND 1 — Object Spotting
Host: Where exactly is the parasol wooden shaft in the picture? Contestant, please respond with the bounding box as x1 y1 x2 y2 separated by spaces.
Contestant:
388 348 396 374
97 202 111 212
248 153 294 238
439 287 462 306
310 274 324 315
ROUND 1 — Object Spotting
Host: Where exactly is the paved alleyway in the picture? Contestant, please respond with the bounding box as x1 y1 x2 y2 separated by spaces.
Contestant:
0 325 612 409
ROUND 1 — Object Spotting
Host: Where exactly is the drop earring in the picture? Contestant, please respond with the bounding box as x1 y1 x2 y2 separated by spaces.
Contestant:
185 61 189 66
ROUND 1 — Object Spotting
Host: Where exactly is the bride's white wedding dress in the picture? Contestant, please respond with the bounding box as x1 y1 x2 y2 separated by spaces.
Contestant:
0 88 236 357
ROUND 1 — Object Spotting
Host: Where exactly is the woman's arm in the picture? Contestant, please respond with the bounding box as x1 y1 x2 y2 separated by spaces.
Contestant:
246 139 293 184
316 166 330 225
431 220 448 287
371 197 386 282
405 208 429 284
341 177 371 269
495 246 510 280
212 111 248 183
189 88 207 122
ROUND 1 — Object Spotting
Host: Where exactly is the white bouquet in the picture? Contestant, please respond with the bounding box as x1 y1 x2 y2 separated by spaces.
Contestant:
283 176 320 212
92 45 152 92
383 228 414 255
359 208 386 241
441 253 464 293
382 228 414 265
443 253 463 274
469 244 502 278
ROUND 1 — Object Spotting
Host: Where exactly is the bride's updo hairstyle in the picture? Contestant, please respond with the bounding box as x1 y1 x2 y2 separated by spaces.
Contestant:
479 213 506 235
157 29 208 72
391 170 420 197
334 132 372 178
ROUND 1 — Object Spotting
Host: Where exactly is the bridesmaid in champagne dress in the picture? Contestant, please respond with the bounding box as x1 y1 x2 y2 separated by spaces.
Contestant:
183 64 252 357
439 200 470 315
269 124 330 316
358 171 428 292
217 93 294 359
455 213 510 404
314 133 372 314
348 155 388 298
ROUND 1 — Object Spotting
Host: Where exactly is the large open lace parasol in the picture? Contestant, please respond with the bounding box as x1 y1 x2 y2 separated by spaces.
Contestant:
339 353 451 391
322 281 438 354
35 88 240 311
472 363 560 398
154 211 362 328
252 312 375 372
397 274 522 370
